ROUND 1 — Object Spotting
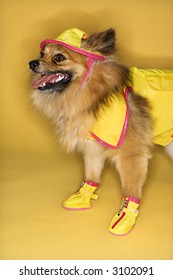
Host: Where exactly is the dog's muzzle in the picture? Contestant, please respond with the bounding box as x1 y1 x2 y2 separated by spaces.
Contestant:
29 60 72 92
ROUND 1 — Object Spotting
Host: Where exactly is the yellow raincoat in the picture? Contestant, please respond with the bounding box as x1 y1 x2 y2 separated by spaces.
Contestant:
88 67 173 148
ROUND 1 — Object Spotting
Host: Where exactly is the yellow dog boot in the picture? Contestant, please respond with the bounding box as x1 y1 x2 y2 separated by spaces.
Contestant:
108 196 140 236
63 181 99 210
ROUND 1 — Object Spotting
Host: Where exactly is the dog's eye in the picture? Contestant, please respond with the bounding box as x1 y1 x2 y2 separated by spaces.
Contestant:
54 54 66 62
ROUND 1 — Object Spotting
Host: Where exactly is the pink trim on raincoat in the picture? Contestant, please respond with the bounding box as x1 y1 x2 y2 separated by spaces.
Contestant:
89 87 130 149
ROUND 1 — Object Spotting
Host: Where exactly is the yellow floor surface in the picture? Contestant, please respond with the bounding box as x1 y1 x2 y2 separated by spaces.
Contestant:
0 148 172 260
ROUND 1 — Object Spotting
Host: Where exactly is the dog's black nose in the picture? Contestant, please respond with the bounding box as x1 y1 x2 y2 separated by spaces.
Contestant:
29 60 39 72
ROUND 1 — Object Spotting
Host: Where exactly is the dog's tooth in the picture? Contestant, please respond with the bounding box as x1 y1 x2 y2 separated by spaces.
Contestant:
55 76 64 82
39 82 46 88
56 73 64 76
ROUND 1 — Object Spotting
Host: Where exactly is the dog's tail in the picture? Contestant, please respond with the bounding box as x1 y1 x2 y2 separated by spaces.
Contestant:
165 140 173 160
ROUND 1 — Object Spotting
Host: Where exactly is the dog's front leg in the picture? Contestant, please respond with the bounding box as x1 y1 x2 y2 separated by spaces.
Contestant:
63 141 105 210
116 151 150 199
84 140 105 183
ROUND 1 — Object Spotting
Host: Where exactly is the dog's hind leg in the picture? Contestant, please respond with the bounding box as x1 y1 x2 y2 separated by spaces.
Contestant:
165 140 173 160
108 149 150 235
63 141 105 210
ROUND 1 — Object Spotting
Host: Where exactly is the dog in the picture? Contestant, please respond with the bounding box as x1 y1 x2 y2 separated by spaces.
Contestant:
29 28 173 235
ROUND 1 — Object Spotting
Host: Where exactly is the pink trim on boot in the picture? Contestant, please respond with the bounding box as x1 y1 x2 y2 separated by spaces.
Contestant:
84 181 99 187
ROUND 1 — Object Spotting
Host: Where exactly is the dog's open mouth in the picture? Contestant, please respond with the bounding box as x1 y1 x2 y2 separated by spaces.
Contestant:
32 72 72 92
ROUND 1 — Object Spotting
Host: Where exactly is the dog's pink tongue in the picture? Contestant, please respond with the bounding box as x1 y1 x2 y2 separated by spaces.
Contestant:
32 73 64 89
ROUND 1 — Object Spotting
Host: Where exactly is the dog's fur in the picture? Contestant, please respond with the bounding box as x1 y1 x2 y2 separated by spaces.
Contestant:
29 28 172 200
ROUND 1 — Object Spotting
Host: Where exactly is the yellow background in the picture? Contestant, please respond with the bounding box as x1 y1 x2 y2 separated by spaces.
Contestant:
0 0 173 260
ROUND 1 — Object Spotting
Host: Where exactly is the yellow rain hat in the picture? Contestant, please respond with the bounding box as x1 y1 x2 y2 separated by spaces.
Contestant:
40 28 105 60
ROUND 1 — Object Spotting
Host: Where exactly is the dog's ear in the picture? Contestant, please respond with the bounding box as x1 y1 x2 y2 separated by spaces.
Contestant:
82 28 116 55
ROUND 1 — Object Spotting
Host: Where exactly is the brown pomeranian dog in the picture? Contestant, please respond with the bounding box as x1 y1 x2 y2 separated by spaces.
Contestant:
29 28 173 236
